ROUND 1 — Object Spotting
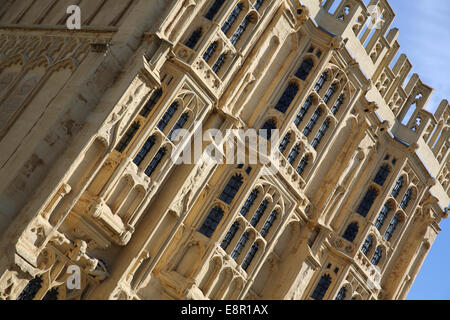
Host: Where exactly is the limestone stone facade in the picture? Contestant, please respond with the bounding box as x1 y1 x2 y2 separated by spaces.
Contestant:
0 0 448 300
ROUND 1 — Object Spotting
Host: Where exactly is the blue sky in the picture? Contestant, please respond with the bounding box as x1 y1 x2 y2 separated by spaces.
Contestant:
383 0 450 300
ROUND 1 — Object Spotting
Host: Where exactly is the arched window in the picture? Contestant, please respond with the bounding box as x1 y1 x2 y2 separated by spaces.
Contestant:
17 276 43 300
254 0 266 10
295 58 314 81
205 0 225 20
260 210 278 238
185 28 202 49
260 120 277 139
212 53 226 74
250 199 269 227
331 94 344 115
133 135 156 166
203 42 218 63
219 174 244 205
371 246 383 265
157 102 179 131
400 188 412 210
335 286 347 300
361 235 373 256
323 83 337 103
342 222 359 242
242 242 259 271
275 83 299 113
311 118 330 149
144 147 167 177
311 274 332 300
140 88 162 117
221 221 240 250
116 122 141 153
231 232 250 260
240 189 259 217
296 155 309 176
279 133 291 153
303 107 322 137
222 3 244 34
199 206 225 238
384 213 400 241
356 187 378 217
375 202 391 230
168 112 189 142
314 72 327 92
373 164 391 186
287 145 300 165
230 15 251 46
294 96 313 126
391 176 404 198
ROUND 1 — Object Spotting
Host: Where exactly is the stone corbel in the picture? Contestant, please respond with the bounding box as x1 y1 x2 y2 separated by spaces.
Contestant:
89 197 126 237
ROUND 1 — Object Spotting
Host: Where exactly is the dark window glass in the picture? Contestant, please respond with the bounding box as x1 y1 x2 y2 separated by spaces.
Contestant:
371 246 383 265
168 112 189 142
203 42 218 62
219 174 244 205
242 242 259 271
199 206 225 238
254 0 265 10
311 274 332 300
375 202 391 230
144 147 166 177
240 189 259 216
295 58 314 81
361 235 373 256
17 276 43 300
323 83 337 103
311 118 330 149
133 135 156 166
356 187 378 217
294 96 313 126
221 221 240 250
279 133 291 153
222 3 244 34
42 287 59 301
314 72 327 92
250 199 269 227
157 102 179 131
231 232 250 260
212 53 226 73
205 0 225 20
230 15 251 45
400 188 412 210
303 108 322 137
140 89 162 117
391 176 404 198
331 94 344 115
342 222 359 242
296 155 309 176
335 287 346 300
384 213 400 241
275 83 299 113
116 122 140 153
260 120 277 139
287 145 300 165
260 210 278 238
185 28 202 49
373 164 391 186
